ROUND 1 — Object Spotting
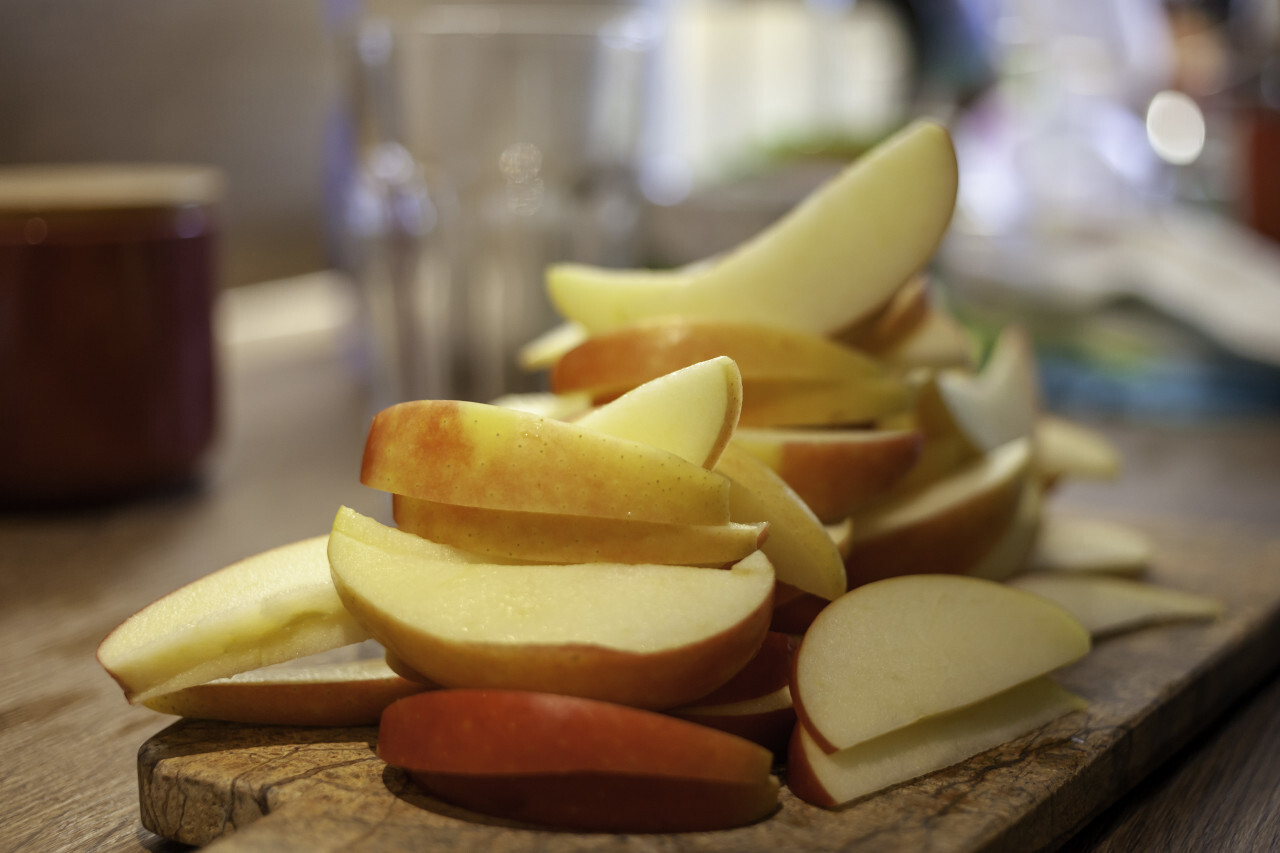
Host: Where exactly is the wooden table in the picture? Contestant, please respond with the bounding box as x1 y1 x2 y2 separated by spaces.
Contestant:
3 324 1279 852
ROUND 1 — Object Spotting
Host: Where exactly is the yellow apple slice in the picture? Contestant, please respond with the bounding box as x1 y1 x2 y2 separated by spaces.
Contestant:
97 536 371 704
1029 514 1152 575
714 444 847 601
547 121 958 336
141 658 428 726
575 356 742 469
792 573 1090 753
967 479 1044 581
935 325 1039 453
788 677 1085 807
328 508 775 710
550 318 895 398
845 438 1032 586
392 495 765 566
874 307 979 371
834 272 930 351
379 689 780 832
1035 415 1122 484
489 390 593 421
739 376 912 428
517 320 588 371
729 426 922 521
1007 574 1224 637
361 400 730 525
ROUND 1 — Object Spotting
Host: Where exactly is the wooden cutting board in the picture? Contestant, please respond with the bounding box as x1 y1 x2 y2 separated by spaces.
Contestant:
135 516 1280 852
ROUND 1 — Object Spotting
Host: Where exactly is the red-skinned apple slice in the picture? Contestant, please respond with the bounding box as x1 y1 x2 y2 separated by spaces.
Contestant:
97 536 370 704
378 689 780 832
844 437 1032 587
967 479 1044 582
1007 574 1223 637
361 400 730 525
329 507 775 710
715 444 847 601
392 495 765 566
141 659 428 726
730 426 923 521
671 686 796 756
792 573 1090 753
788 677 1086 807
546 121 958 337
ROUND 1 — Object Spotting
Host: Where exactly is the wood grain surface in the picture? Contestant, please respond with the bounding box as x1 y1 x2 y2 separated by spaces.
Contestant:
133 518 1280 853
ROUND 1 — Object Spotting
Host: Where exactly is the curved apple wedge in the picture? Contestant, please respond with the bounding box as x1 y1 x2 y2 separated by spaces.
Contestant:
378 689 780 832
97 536 371 705
361 400 730 525
329 508 775 710
142 659 429 726
788 677 1086 808
792 574 1090 753
1034 415 1121 484
1007 574 1224 638
1029 514 1152 575
546 121 958 336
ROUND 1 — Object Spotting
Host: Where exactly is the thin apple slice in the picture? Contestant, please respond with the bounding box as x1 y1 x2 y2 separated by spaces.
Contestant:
546 121 958 336
834 273 930 351
1035 415 1122 484
730 426 922 521
740 376 911 428
715 444 847 601
575 356 742 469
328 508 774 710
792 573 1090 753
392 495 765 566
671 686 796 756
1007 574 1224 637
97 536 371 705
378 689 780 832
550 318 895 398
488 390 592 421
517 320 588 370
967 479 1044 581
935 325 1039 453
141 658 428 726
1029 514 1152 575
788 677 1086 808
844 438 1032 586
873 307 979 371
361 400 730 525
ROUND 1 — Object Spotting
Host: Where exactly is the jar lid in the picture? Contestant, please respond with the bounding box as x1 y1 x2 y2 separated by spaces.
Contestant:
0 164 223 212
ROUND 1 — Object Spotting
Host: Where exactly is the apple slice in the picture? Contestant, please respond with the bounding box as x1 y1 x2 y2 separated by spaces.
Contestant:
834 272 930 351
517 320 588 371
328 508 775 710
361 400 730 525
730 426 922 521
935 325 1039 454
740 376 911 428
715 444 847 602
844 438 1032 586
488 390 592 421
788 677 1086 808
378 689 780 832
1029 514 1152 575
873 307 978 371
1035 415 1122 484
392 495 765 566
792 573 1090 753
98 536 371 704
141 658 428 726
575 356 742 469
967 479 1044 582
550 318 895 398
671 687 797 756
1007 574 1224 637
546 121 958 336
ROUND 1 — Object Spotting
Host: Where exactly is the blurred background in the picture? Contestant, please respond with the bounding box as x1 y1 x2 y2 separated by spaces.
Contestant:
3 0 1279 416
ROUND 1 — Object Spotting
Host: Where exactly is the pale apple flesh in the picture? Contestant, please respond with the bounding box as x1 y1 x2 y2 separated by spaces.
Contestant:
1007 574 1224 638
546 121 958 337
1034 415 1121 485
791 573 1090 753
935 325 1039 453
1029 514 1152 575
97 535 371 705
488 390 592 421
328 508 775 710
788 677 1086 808
361 399 731 526
142 659 429 726
379 689 780 832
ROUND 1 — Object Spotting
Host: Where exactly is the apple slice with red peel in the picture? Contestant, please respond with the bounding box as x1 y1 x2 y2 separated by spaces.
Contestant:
361 399 730 526
730 426 922 521
769 583 830 635
575 356 742 469
141 658 428 726
967 479 1044 582
546 121 958 337
1029 514 1152 575
788 677 1086 808
392 495 765 567
1007 574 1224 637
97 536 371 705
685 631 797 707
792 573 1090 753
671 687 796 756
715 444 847 602
1035 415 1122 484
844 438 1032 586
378 689 780 832
329 507 775 710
